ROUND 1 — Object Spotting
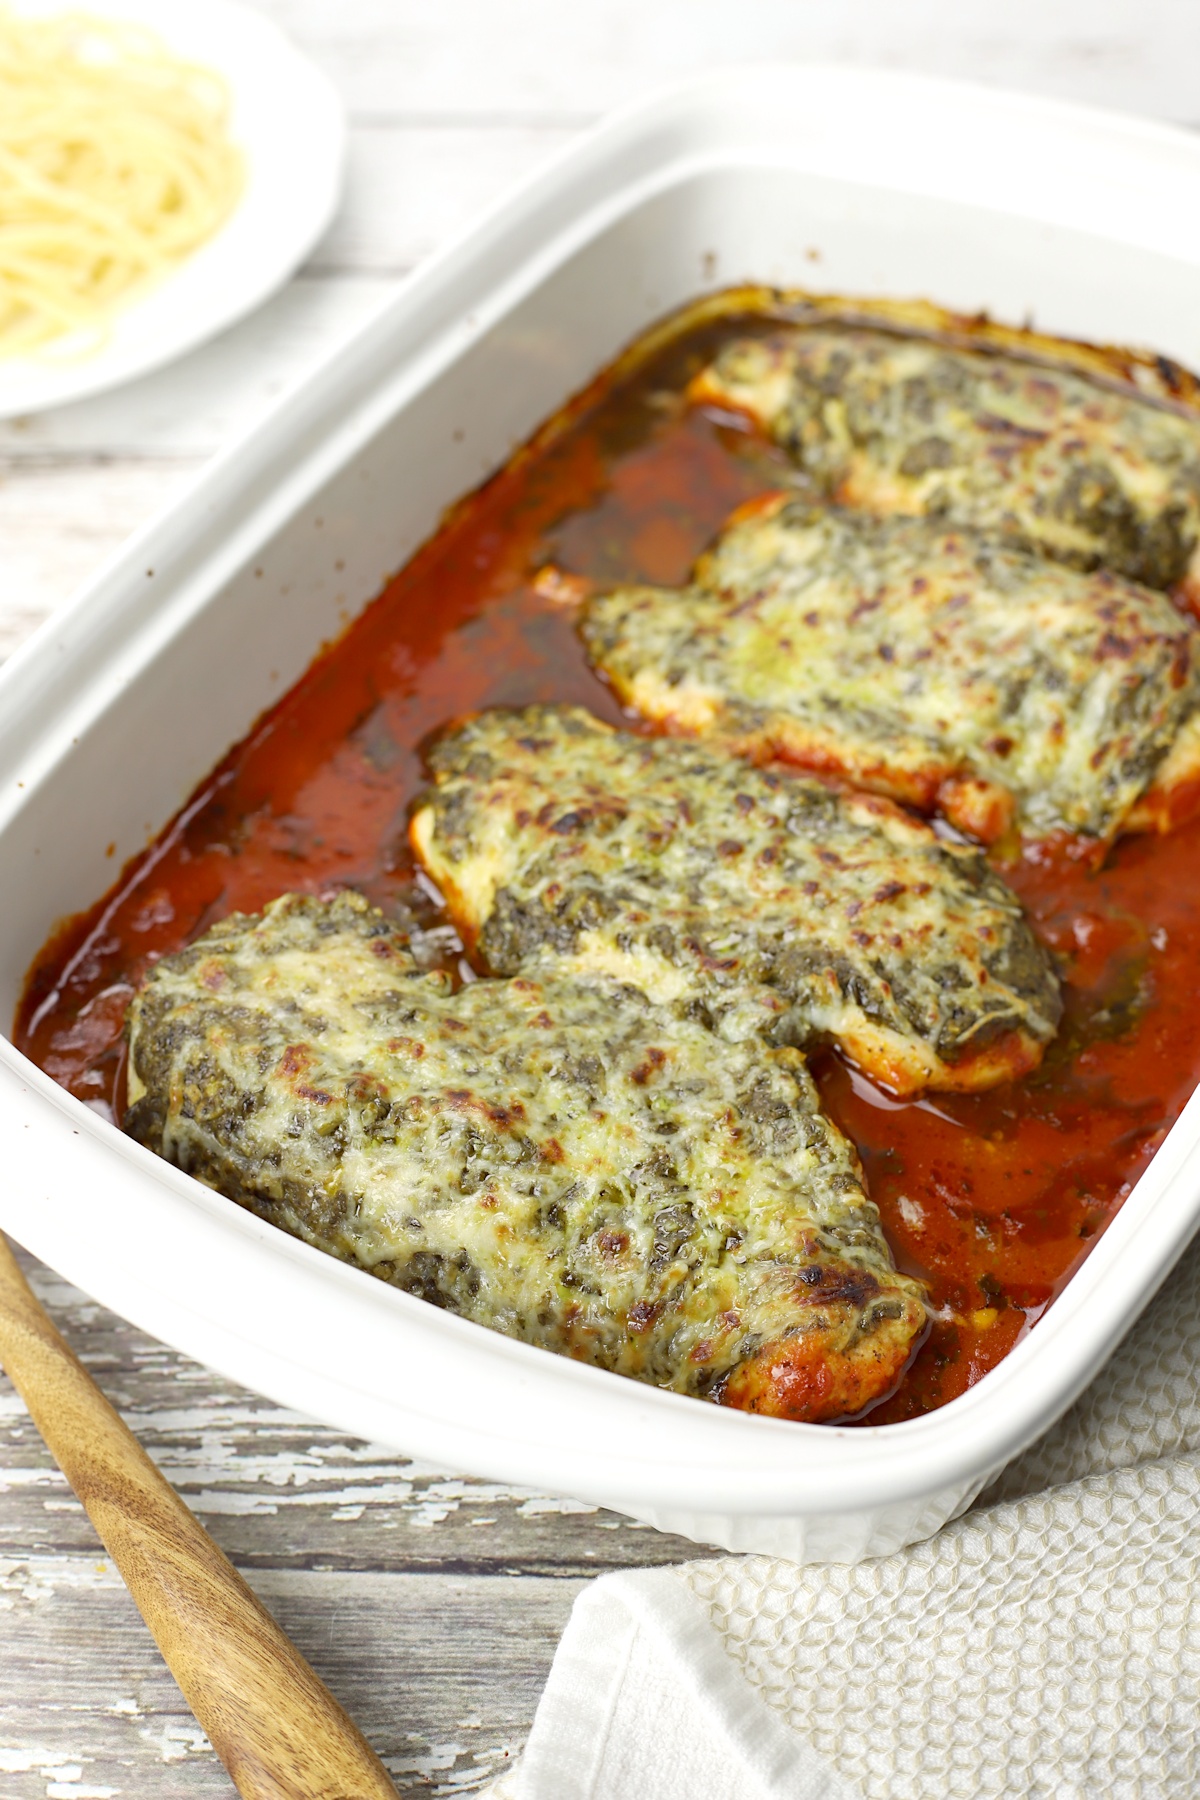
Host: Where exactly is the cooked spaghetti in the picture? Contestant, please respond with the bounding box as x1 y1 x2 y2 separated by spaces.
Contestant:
0 8 243 358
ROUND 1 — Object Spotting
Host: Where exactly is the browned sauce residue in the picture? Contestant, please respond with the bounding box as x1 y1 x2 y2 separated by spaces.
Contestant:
16 301 1200 1422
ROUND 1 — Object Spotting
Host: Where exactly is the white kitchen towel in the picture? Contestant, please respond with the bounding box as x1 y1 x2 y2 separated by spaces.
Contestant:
483 1230 1200 1799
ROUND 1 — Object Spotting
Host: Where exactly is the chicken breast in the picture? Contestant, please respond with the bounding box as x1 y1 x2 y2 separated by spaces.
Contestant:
691 328 1200 605
124 891 926 1422
409 706 1062 1098
580 495 1200 847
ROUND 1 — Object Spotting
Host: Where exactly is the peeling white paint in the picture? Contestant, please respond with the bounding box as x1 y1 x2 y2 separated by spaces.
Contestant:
0 1556 126 1597
408 1500 454 1528
402 1478 561 1521
390 1453 464 1481
178 1489 280 1517
401 1738 526 1797
0 1747 62 1774
382 1735 524 1796
117 1405 311 1433
140 1724 212 1764
152 1451 415 1490
0 1467 68 1492
385 1738 470 1780
0 1561 57 1606
187 1477 417 1516
0 1748 119 1799
26 1273 91 1312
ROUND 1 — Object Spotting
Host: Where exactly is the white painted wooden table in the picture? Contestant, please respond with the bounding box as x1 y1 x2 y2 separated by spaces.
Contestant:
1 4 1195 1793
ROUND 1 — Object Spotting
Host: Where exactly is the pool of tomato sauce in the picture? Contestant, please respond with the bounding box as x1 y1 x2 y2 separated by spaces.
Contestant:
16 308 1200 1425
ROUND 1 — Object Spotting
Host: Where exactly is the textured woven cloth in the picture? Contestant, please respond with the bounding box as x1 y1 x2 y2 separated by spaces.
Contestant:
484 1233 1200 1798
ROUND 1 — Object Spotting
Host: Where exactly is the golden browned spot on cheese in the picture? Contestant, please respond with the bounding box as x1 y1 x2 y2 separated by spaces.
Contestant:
581 496 1200 847
721 1299 918 1424
124 891 925 1422
410 704 1062 1097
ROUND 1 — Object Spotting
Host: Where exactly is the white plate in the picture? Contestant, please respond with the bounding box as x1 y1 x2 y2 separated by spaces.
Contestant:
0 0 345 419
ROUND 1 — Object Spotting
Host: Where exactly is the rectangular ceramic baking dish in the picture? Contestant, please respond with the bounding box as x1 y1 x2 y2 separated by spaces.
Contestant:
5 66 1200 1564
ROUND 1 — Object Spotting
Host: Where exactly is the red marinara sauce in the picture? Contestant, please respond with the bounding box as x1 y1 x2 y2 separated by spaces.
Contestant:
16 304 1200 1424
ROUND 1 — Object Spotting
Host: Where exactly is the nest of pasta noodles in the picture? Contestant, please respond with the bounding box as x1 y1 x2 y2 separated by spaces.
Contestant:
0 7 243 357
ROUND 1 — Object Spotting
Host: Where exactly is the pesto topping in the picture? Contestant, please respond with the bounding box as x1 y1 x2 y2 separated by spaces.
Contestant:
411 705 1062 1097
581 498 1200 844
695 329 1200 592
124 891 925 1413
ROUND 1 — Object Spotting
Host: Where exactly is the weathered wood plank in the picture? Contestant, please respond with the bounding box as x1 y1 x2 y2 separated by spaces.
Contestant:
0 1557 577 1797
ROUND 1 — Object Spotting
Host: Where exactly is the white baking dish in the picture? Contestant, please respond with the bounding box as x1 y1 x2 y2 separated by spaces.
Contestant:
5 66 1200 1564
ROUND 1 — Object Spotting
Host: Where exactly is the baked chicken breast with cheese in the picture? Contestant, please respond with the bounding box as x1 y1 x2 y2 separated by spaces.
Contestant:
691 328 1200 605
580 495 1200 846
409 706 1062 1098
124 891 926 1422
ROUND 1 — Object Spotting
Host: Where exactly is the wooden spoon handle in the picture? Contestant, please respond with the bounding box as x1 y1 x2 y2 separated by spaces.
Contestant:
0 1233 398 1800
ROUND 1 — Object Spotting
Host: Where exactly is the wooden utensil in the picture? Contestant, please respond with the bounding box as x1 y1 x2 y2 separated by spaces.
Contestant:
0 1232 399 1800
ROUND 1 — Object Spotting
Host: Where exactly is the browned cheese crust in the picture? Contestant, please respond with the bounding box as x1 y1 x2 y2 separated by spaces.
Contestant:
691 326 1200 609
410 705 1062 1098
124 891 926 1422
580 494 1200 848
